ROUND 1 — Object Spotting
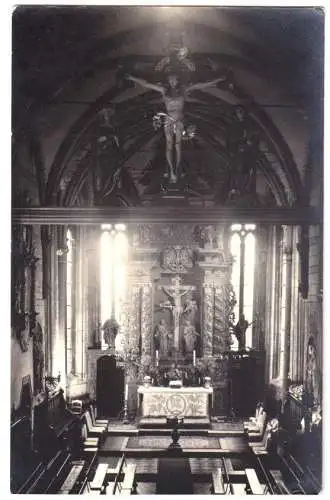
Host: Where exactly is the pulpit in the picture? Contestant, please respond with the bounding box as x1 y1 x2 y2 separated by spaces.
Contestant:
137 386 213 418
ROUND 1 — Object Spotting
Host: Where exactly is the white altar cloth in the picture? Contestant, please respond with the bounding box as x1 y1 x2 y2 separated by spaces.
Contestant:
137 386 213 418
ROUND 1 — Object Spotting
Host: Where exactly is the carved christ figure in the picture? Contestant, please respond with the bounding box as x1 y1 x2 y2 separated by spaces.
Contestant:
160 275 195 352
126 73 227 183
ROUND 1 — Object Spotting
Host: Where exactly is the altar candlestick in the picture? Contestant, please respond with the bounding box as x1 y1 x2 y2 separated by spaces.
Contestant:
124 383 128 401
156 350 159 366
193 350 196 367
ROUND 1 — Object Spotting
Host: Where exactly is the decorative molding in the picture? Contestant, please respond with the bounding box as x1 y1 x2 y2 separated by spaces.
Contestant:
12 206 321 225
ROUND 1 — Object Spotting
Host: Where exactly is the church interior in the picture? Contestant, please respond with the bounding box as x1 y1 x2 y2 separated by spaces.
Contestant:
11 5 324 495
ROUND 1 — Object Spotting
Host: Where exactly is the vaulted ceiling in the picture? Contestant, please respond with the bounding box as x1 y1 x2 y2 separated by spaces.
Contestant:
12 6 324 209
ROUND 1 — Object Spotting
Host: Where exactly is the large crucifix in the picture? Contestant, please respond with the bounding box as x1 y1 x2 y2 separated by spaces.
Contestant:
159 275 195 352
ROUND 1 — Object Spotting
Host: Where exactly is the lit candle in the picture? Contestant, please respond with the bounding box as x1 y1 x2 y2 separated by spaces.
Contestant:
156 350 159 366
193 350 196 367
124 383 128 401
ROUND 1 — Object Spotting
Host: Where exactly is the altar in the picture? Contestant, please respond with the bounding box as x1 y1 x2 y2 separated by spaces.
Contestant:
137 386 213 418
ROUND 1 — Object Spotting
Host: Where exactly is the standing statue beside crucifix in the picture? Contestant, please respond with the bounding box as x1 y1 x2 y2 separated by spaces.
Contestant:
159 275 195 354
126 72 227 183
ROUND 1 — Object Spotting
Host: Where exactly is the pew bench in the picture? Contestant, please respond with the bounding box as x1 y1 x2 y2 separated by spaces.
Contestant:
90 463 109 491
82 423 99 449
245 468 264 495
84 411 106 435
268 469 290 494
119 464 137 495
90 405 109 427
58 461 85 494
223 458 234 474
211 468 225 494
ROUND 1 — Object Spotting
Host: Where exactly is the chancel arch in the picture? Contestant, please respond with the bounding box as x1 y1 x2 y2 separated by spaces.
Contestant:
11 6 323 495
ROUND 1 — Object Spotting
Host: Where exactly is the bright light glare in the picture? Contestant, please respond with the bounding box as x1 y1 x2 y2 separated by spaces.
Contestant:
114 232 128 321
244 233 255 348
100 231 113 328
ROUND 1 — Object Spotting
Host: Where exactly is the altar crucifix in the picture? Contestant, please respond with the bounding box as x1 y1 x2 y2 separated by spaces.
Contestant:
159 275 195 353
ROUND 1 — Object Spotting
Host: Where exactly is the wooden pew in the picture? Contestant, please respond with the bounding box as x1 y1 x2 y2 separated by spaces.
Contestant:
245 468 264 495
90 463 109 491
211 468 225 494
247 412 267 442
223 458 234 473
84 411 106 435
90 405 108 427
58 461 85 494
27 450 70 494
120 464 137 495
249 428 271 455
268 469 290 494
82 423 99 449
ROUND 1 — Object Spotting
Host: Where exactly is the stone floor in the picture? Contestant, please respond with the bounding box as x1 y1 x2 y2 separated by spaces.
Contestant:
92 419 256 494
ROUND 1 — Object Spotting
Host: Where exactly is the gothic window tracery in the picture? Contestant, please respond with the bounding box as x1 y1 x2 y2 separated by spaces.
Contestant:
100 224 128 350
229 223 256 350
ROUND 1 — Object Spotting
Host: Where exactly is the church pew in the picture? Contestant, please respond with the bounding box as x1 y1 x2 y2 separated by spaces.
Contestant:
44 452 73 493
90 404 109 427
279 454 318 494
119 464 137 495
90 463 109 491
211 468 226 494
84 411 106 435
247 412 267 442
82 423 99 448
245 468 264 495
71 449 98 494
223 458 234 473
27 450 71 493
268 469 290 494
58 461 85 494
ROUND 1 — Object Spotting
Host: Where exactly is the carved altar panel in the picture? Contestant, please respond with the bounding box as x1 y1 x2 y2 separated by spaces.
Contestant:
138 386 213 417
128 222 233 361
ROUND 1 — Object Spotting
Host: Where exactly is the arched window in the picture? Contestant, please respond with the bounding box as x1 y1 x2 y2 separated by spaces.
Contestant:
100 224 128 350
230 224 256 350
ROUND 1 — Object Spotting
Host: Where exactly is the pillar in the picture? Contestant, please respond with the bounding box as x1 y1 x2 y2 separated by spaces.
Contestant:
141 283 153 358
202 282 214 357
279 225 293 402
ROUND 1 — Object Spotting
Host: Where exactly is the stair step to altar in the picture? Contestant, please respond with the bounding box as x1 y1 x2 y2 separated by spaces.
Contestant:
138 428 209 436
139 417 210 429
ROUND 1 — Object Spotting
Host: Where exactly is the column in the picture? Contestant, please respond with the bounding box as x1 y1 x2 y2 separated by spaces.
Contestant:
253 225 268 350
87 227 101 347
202 282 214 357
214 284 232 353
141 283 153 358
279 225 293 401
127 282 141 353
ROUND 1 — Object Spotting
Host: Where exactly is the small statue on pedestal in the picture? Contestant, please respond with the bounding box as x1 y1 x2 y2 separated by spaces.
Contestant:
102 317 119 349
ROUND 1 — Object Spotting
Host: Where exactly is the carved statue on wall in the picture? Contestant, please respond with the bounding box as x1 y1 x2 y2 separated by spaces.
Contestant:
183 297 198 326
126 72 227 183
154 318 172 357
305 336 320 407
182 318 199 354
12 224 38 352
232 313 253 351
159 276 195 353
102 318 119 349
200 225 216 248
227 105 260 198
32 321 44 394
162 246 193 273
